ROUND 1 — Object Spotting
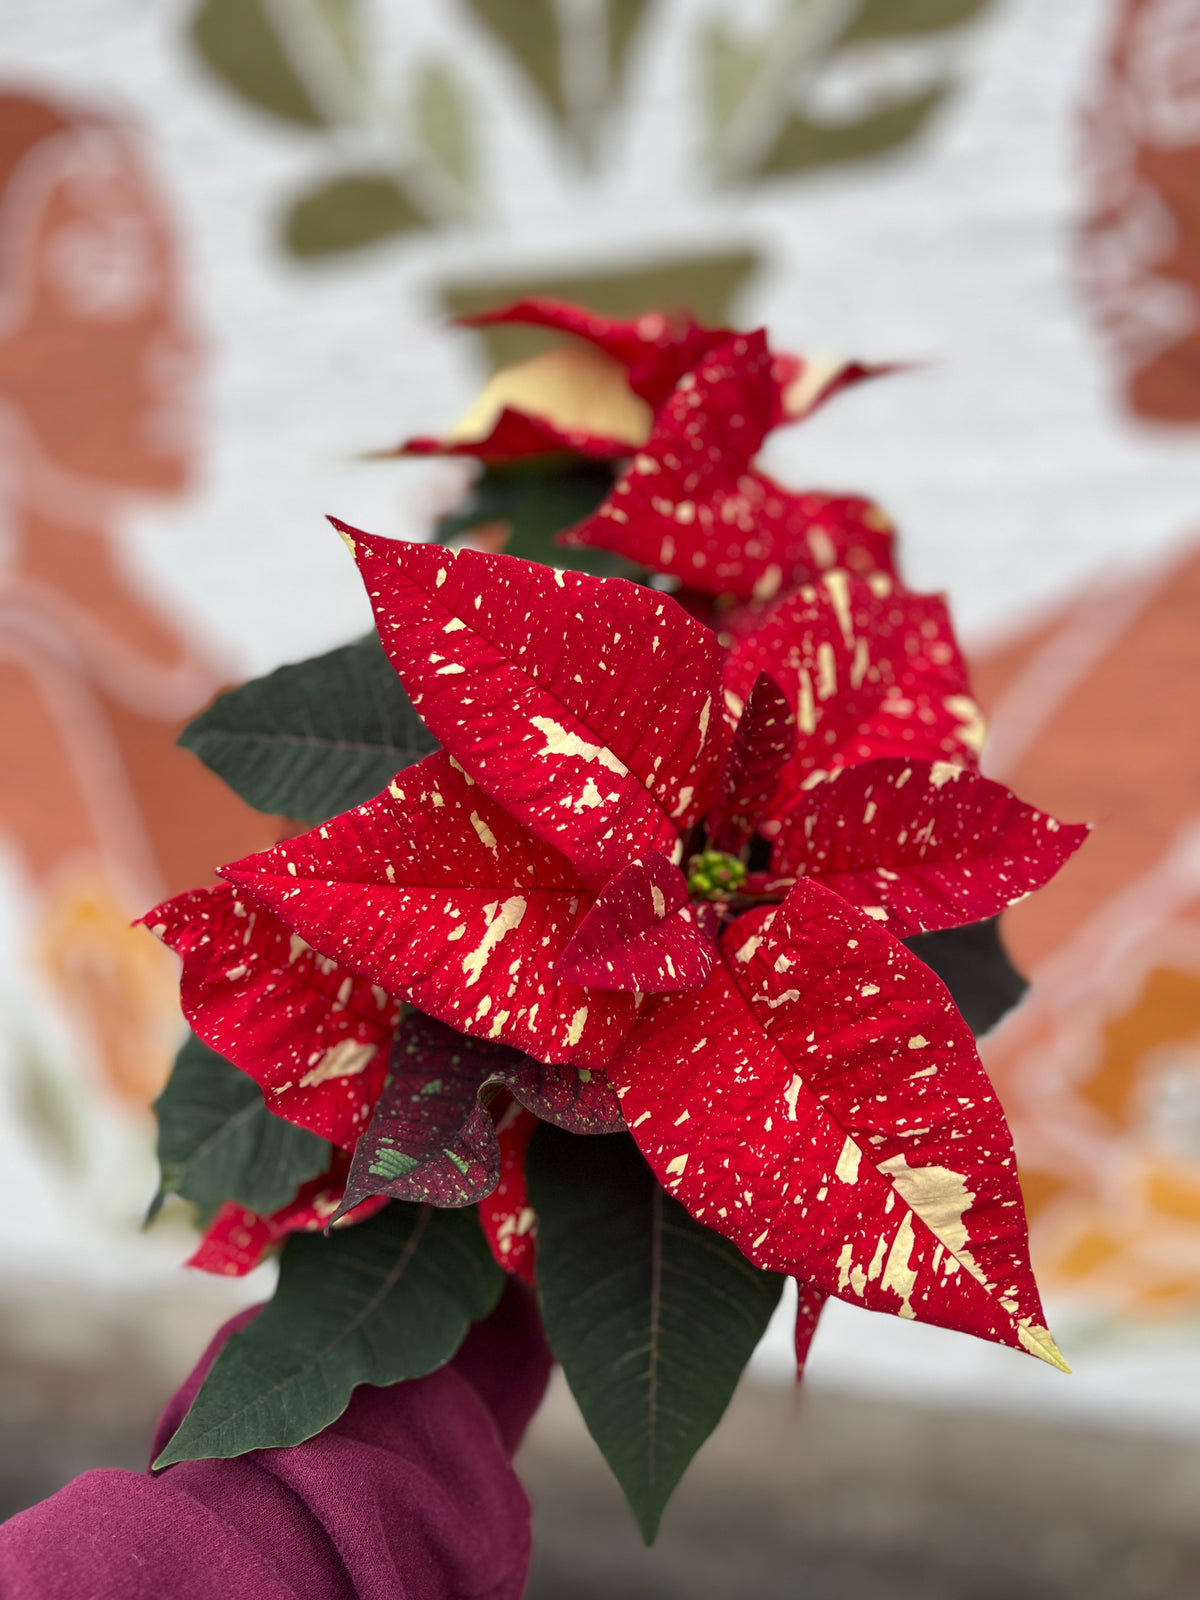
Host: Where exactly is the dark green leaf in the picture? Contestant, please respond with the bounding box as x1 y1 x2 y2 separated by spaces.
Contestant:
527 1126 784 1543
283 172 427 258
190 0 326 127
178 634 438 823
904 916 1028 1038
437 461 636 577
756 85 949 179
841 0 993 44
465 0 567 127
151 1033 328 1222
155 1202 503 1466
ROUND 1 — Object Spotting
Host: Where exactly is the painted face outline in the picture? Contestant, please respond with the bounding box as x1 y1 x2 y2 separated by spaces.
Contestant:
0 119 204 495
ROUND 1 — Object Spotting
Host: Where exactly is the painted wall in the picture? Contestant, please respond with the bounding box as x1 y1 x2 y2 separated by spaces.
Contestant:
2 0 1200 1418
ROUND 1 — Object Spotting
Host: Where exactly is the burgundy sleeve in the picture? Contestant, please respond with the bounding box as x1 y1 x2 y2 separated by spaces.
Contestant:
0 1280 552 1600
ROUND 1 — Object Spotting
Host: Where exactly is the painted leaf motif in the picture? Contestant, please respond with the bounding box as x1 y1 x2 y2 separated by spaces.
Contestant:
708 673 794 853
561 333 895 599
757 758 1090 937
221 750 638 1069
151 1032 329 1221
610 881 1064 1365
189 1156 387 1279
283 173 427 258
332 528 726 881
725 570 984 787
555 853 712 992
141 884 397 1148
480 1097 539 1284
157 1202 503 1466
793 1281 827 1382
178 634 438 824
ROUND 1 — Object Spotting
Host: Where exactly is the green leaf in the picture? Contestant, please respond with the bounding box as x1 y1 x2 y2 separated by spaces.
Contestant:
190 0 326 127
178 634 438 823
465 0 567 127
155 1202 503 1466
283 172 428 258
841 0 993 44
415 62 475 192
756 84 949 177
905 916 1028 1039
151 1033 328 1223
527 1126 784 1543
436 461 637 577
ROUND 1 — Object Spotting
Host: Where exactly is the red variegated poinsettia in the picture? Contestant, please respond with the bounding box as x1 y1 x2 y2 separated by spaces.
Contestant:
393 297 891 465
146 532 1086 1366
560 330 898 600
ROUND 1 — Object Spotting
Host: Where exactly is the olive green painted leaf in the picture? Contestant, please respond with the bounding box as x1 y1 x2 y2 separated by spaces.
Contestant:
283 172 428 257
756 83 949 178
415 62 475 192
527 1126 784 1543
608 0 652 97
841 0 993 44
312 0 364 84
465 0 567 127
190 0 325 127
905 916 1028 1039
702 23 767 147
155 1202 503 1466
149 1033 329 1224
178 634 438 824
441 250 760 370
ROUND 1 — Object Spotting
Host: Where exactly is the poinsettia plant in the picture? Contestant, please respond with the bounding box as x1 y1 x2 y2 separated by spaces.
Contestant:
143 301 1087 1541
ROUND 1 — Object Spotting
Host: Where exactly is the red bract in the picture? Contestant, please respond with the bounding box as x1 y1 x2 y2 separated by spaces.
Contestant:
609 881 1066 1364
751 758 1091 939
393 300 890 464
189 1163 387 1277
140 883 397 1148
479 1097 539 1285
147 537 1086 1363
725 570 987 792
793 1283 827 1381
462 298 891 424
559 332 896 599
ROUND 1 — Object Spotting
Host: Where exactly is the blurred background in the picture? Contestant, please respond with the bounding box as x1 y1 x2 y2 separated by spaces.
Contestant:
2 1 1200 1593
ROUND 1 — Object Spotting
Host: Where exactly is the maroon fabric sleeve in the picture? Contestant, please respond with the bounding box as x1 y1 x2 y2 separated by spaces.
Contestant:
0 1279 551 1600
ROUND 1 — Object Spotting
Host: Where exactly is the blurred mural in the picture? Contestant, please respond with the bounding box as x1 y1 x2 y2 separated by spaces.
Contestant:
2 0 1200 1426
976 0 1200 1321
0 89 274 1240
